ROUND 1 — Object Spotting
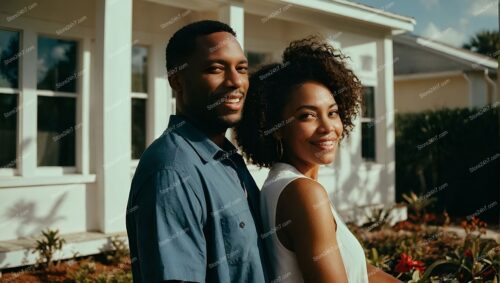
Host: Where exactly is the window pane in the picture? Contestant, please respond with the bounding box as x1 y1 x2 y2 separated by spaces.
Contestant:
37 96 76 166
0 93 17 168
132 98 146 159
0 29 20 88
362 86 375 118
132 46 148 93
37 37 77 92
361 122 376 161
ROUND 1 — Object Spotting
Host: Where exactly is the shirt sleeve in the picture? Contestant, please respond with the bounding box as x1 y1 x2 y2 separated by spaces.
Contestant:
137 168 207 282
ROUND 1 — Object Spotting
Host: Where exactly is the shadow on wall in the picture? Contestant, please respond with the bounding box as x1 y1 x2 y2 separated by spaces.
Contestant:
327 117 394 223
3 192 68 239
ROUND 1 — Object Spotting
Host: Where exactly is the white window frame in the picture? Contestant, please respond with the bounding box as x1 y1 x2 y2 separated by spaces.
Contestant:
0 28 22 177
361 85 377 163
0 88 20 176
131 43 150 163
36 33 81 175
0 16 92 179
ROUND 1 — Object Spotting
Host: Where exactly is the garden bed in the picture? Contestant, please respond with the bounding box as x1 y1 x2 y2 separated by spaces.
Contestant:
0 214 498 282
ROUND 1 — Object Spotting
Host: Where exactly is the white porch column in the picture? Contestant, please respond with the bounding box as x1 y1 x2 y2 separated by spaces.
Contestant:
19 29 37 177
218 2 244 48
94 0 133 233
147 37 171 144
465 70 489 108
376 36 396 205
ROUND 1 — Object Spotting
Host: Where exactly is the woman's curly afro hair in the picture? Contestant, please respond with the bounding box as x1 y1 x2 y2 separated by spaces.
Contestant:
235 36 363 168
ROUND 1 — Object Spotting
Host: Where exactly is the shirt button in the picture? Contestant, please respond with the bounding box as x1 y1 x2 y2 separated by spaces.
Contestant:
239 221 245 228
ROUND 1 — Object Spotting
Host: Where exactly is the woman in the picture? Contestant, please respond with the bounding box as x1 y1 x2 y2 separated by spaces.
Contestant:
235 37 401 283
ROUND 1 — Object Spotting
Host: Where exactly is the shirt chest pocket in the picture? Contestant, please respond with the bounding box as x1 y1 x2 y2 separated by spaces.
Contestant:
220 206 259 264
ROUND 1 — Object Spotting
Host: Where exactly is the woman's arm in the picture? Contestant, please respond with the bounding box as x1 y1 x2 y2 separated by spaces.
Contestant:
366 262 402 283
276 178 348 283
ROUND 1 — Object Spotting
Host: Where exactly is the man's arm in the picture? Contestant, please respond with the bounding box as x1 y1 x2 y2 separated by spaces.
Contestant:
134 168 206 282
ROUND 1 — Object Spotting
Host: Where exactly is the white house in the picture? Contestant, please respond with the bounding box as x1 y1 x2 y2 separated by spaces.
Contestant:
0 0 414 269
394 33 498 113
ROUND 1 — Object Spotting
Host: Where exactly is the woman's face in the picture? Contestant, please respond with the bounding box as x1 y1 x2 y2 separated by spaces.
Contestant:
279 81 343 167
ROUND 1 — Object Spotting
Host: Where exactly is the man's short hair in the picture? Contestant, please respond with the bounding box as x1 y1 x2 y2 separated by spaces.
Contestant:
166 20 236 74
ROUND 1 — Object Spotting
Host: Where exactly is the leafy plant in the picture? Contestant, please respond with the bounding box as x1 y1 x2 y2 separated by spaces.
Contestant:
403 192 436 222
32 229 66 269
361 206 394 231
367 247 391 270
95 270 133 283
104 236 129 264
396 108 499 225
463 29 500 58
70 261 96 283
419 217 500 282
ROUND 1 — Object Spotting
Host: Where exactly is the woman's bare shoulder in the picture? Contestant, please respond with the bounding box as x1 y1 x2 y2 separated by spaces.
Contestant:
277 177 334 224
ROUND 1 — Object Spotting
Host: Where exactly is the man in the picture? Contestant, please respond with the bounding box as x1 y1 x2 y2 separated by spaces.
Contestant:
126 20 269 283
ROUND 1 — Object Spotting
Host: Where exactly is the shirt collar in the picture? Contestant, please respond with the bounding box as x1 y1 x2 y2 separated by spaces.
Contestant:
166 115 236 163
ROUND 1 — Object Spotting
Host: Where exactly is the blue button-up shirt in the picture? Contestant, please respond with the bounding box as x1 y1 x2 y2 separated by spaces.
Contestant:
126 115 269 283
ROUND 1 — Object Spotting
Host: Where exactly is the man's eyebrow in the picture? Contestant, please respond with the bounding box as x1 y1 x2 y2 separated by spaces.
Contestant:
204 59 248 65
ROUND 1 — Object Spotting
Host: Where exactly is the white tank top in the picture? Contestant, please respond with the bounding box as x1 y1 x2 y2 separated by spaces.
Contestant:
260 162 369 283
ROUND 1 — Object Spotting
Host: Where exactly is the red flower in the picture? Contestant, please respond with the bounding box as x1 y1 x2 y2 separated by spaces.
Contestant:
464 249 473 258
395 253 426 274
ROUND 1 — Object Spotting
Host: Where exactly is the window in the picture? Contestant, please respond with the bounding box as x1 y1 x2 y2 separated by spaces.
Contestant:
0 29 20 169
131 45 148 160
37 36 78 166
361 86 376 161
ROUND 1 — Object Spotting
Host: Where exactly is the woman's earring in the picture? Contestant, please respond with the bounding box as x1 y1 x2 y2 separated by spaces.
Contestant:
276 139 284 160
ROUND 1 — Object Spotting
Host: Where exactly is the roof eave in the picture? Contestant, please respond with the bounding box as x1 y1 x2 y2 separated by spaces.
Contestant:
278 0 415 32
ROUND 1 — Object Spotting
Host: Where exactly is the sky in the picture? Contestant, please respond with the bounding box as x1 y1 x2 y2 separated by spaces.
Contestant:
353 0 498 47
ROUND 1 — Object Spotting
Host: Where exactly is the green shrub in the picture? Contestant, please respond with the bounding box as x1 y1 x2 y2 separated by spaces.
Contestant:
32 229 66 269
396 107 500 224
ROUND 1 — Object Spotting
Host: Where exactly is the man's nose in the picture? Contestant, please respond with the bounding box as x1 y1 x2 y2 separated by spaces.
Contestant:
224 68 244 88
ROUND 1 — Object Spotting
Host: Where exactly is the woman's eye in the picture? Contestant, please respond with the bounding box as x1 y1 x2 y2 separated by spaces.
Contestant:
329 110 339 117
299 113 316 120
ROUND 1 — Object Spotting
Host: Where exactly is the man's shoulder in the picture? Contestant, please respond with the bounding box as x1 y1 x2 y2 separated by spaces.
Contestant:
131 131 199 187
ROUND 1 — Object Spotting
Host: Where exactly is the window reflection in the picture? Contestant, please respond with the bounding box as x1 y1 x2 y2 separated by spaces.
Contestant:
37 37 77 92
37 96 76 166
132 46 148 93
0 29 20 88
361 86 376 161
131 98 146 160
0 93 17 168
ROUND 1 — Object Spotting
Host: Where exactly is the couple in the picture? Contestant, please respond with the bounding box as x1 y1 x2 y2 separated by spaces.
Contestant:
126 20 400 283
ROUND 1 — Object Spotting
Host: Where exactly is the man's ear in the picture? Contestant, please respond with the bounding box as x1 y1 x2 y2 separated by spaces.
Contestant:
168 73 182 95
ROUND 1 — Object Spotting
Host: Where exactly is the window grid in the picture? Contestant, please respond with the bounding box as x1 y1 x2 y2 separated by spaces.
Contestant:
131 44 149 161
361 86 376 162
36 35 79 170
0 28 21 175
